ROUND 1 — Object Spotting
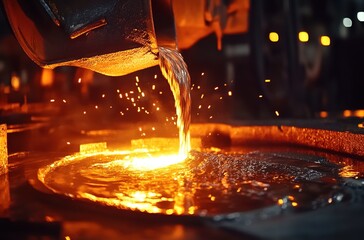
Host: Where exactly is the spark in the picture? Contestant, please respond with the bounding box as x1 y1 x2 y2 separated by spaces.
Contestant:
78 78 82 83
110 106 113 109
83 111 87 114
137 87 142 93
207 105 211 109
135 76 139 82
117 89 120 93
197 86 201 90
137 107 141 112
66 142 71 145
198 105 202 109
214 87 219 90
119 94 123 98
62 99 67 103
265 79 271 83
95 105 98 109
130 91 134 94
156 107 160 111
159 91 163 95
120 112 124 116
138 127 142 132
228 91 232 96
275 111 280 116
201 72 205 76
154 74 157 79
50 99 55 102
209 116 213 119
152 127 155 131
219 97 223 100
102 94 105 98
201 94 204 99
131 98 135 103
141 92 145 97
125 93 129 97
152 85 156 90
259 95 263 98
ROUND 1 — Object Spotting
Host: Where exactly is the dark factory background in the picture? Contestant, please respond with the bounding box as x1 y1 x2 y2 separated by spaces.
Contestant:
0 0 363 125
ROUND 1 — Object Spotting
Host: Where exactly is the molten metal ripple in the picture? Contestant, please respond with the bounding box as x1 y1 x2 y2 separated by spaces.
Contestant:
37 149 360 216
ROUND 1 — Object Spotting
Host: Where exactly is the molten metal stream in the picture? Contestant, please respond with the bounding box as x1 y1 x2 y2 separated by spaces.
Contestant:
159 47 191 159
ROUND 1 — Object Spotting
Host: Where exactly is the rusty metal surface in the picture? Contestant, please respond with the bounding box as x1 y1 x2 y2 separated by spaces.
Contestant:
191 123 364 158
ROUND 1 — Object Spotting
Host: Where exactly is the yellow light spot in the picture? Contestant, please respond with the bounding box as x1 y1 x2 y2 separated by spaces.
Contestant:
288 195 294 201
62 99 67 103
265 79 271 83
65 236 71 240
278 199 284 205
211 196 216 201
219 97 223 100
152 127 155 131
50 99 55 103
166 209 174 215
154 74 157 79
159 91 163 95
298 31 309 42
137 87 141 93
135 76 139 82
293 184 300 189
117 89 120 93
130 91 134 94
258 95 263 98
320 36 331 46
228 91 232 96
275 111 280 116
102 94 105 98
66 142 71 145
78 78 82 83
214 87 219 90
141 92 145 97
269 32 279 42
328 198 333 204
201 94 204 99
209 116 213 119
83 111 86 115
152 85 156 90
198 105 202 109
95 105 98 109
292 202 298 207
358 123 364 128
119 94 122 98
156 107 160 111
207 105 211 109
197 86 201 89
201 72 205 76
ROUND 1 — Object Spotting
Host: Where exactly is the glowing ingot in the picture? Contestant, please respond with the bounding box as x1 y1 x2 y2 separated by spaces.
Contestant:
0 124 7 175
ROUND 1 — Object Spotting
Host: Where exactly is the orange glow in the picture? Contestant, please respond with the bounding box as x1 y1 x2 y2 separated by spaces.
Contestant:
278 199 284 205
353 110 364 117
319 111 328 118
339 165 359 178
292 202 298 207
40 68 54 87
11 73 20 90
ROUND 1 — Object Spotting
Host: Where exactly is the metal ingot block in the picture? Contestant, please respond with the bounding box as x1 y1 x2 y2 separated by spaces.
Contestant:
0 124 7 175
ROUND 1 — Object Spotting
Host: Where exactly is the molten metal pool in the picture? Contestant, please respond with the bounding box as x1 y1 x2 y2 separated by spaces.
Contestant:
36 137 363 216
